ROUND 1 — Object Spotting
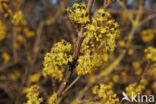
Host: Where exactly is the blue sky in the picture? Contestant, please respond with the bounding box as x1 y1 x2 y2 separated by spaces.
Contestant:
51 0 57 4
50 0 152 9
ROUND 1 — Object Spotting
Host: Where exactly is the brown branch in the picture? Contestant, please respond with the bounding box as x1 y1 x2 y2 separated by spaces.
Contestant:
137 61 151 85
61 76 81 96
32 21 45 63
140 13 156 25
103 0 111 9
105 9 156 14
0 61 19 72
57 70 72 95
57 0 94 97
13 26 18 62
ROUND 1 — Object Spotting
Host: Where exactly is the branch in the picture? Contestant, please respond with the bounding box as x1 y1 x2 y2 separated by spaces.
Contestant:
57 0 94 97
13 26 18 62
0 61 18 72
62 76 81 96
140 14 156 25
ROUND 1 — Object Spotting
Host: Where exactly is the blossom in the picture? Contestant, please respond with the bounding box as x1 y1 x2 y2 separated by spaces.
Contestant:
76 9 120 75
141 29 156 43
92 83 119 104
48 92 58 104
42 40 72 81
67 3 89 24
0 20 7 40
24 85 43 104
125 78 148 98
11 10 27 26
144 46 156 62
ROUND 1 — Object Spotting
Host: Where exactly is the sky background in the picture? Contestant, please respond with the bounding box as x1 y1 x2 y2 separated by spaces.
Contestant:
50 0 152 9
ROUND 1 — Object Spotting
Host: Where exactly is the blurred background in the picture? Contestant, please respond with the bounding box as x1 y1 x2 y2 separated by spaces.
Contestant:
0 0 156 104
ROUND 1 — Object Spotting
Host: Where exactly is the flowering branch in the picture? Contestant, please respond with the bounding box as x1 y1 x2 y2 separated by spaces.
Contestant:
57 0 94 97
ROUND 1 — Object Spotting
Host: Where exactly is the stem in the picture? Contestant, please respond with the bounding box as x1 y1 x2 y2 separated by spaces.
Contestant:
57 0 95 97
62 76 81 96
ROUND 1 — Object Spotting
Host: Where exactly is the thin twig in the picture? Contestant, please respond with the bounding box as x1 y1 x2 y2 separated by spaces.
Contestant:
57 0 95 97
140 13 156 25
0 61 19 72
33 21 45 63
13 26 18 62
62 76 81 96
103 0 111 9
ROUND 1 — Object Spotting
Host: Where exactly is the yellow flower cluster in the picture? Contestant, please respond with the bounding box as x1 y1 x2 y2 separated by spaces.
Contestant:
148 66 156 79
24 27 35 38
9 71 20 81
125 78 148 98
76 50 108 75
144 47 156 78
141 29 156 43
132 61 142 75
67 3 89 24
2 52 10 63
11 10 27 26
151 82 156 92
48 92 58 104
92 83 119 104
29 73 41 83
0 0 12 18
0 20 7 41
24 85 43 104
84 9 120 52
12 0 21 7
42 40 72 81
76 9 119 75
144 46 156 62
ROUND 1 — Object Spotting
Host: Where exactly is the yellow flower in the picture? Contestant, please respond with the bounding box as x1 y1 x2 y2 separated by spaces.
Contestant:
125 78 147 99
2 52 10 63
76 9 119 75
24 85 43 104
112 74 120 83
83 9 120 52
76 50 108 75
17 34 25 42
121 72 128 82
141 29 156 42
0 20 7 41
9 71 20 81
128 48 134 55
0 0 12 18
24 28 35 38
42 40 72 81
118 40 125 47
145 89 152 95
147 65 156 79
29 73 41 83
48 92 58 104
11 10 27 26
151 82 156 92
144 46 156 62
67 3 89 24
92 83 119 104
132 61 142 75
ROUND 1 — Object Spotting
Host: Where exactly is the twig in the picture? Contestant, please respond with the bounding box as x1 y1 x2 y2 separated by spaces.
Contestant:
57 70 72 95
33 21 45 63
61 76 81 96
103 0 111 9
57 0 95 97
105 9 156 14
137 61 150 85
0 61 18 72
140 13 156 25
13 26 18 62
